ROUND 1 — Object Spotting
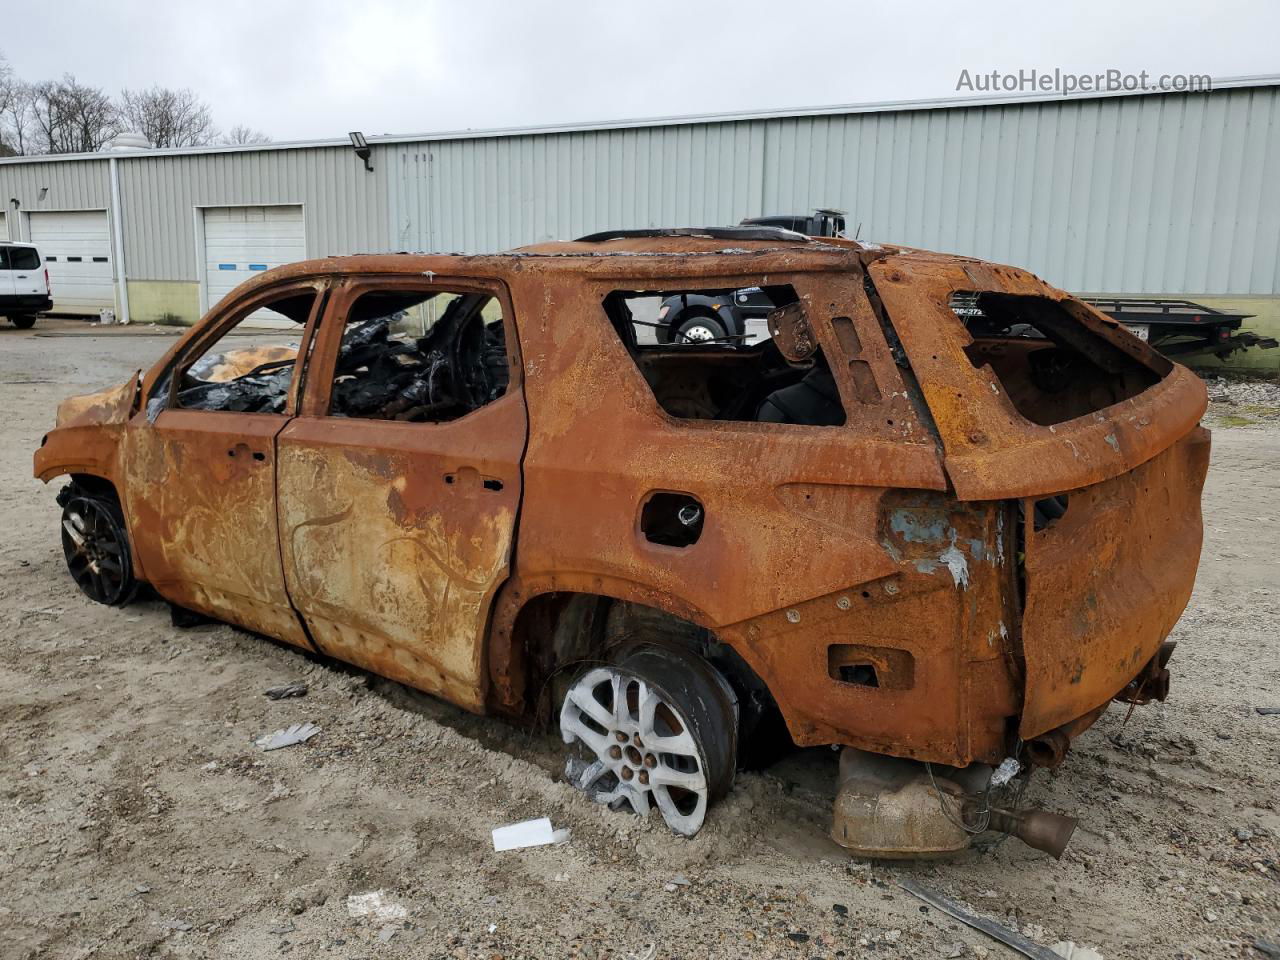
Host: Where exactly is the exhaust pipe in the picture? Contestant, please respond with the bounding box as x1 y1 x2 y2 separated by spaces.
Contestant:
1025 729 1070 768
984 806 1078 859
830 748 1079 859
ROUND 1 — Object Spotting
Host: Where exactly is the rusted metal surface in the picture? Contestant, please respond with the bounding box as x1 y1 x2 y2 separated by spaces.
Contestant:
1019 431 1209 738
34 233 1209 782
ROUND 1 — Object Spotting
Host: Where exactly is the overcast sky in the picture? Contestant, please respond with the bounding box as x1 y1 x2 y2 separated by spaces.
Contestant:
11 0 1280 142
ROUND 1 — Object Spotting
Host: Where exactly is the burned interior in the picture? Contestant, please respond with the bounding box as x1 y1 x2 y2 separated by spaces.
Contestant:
954 290 1172 426
329 290 509 421
169 288 510 422
173 292 313 414
603 285 846 426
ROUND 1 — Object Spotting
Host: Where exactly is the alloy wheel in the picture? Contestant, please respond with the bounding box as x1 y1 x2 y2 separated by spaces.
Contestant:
61 496 135 606
560 649 736 836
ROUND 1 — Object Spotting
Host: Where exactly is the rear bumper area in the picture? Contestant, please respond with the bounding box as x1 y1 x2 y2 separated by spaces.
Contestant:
0 295 53 313
1018 427 1211 738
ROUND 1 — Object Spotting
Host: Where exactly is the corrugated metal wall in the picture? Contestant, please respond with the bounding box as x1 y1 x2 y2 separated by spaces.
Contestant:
387 123 768 253
116 148 390 280
0 157 111 213
396 85 1279 295
1 84 1276 295
756 86 1280 295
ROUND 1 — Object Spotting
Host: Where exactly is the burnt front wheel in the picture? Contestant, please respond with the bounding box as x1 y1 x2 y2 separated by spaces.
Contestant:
60 492 137 606
560 646 737 836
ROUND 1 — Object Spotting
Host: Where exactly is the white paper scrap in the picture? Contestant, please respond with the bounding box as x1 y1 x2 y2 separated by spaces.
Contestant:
492 817 557 851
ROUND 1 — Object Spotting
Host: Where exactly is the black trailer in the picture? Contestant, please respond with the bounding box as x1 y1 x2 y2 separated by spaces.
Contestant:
1082 297 1277 359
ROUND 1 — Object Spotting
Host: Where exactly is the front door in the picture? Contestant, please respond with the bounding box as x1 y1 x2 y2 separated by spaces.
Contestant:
124 282 323 646
276 277 526 710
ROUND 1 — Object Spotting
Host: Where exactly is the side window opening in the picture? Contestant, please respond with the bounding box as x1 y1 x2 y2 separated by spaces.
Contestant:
602 285 846 426
328 289 509 422
9 246 40 270
953 291 1168 426
171 291 315 414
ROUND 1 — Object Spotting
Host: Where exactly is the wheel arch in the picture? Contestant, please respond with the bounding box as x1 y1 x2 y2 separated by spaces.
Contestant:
486 575 788 762
65 472 122 500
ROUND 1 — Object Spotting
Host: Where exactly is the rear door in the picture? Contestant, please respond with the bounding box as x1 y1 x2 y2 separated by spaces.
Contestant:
866 255 1210 736
276 275 526 710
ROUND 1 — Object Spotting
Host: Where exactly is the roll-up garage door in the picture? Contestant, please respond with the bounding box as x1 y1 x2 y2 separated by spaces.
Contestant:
203 206 305 317
28 210 114 314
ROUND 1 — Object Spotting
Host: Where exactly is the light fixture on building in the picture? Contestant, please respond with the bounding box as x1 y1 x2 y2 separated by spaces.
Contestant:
349 131 373 173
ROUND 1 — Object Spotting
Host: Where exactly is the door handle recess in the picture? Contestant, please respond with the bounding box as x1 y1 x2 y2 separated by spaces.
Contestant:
227 444 267 462
443 469 503 492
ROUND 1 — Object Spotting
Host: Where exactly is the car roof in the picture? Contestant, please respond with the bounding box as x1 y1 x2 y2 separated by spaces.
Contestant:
220 232 896 300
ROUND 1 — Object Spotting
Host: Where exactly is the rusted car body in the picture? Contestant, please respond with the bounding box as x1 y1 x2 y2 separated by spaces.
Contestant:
35 229 1208 853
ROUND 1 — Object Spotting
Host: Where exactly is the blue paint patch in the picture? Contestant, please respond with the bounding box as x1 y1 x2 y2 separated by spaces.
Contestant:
889 508 947 544
248 263 268 271
217 263 236 270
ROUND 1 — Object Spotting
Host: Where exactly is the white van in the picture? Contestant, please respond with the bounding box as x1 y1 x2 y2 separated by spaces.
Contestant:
0 241 52 329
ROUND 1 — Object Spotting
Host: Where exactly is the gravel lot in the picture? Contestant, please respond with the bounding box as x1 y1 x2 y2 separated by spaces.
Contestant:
1 320 1277 960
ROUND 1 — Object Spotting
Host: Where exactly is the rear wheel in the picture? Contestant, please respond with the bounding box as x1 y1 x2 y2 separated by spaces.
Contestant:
10 315 36 329
674 315 728 344
559 645 736 836
60 492 137 606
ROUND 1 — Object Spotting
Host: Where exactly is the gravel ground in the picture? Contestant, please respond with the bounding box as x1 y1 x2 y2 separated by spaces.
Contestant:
1 320 1277 960
1205 377 1280 424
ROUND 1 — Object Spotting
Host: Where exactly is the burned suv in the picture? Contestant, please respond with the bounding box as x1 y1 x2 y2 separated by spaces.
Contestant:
35 228 1208 857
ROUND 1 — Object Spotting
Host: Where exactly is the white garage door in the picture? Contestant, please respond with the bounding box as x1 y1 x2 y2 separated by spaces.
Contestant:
0 212 7 240
203 206 305 316
28 210 114 314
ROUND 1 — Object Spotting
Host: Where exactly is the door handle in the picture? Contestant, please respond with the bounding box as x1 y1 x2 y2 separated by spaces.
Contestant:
227 444 267 462
443 467 502 492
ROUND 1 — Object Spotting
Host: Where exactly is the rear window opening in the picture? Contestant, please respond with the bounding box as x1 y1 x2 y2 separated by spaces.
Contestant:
953 291 1169 426
603 285 846 426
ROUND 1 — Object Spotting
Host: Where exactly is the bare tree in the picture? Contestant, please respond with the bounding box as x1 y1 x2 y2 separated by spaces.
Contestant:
0 82 36 156
29 74 120 153
223 124 271 146
119 85 217 147
0 53 19 155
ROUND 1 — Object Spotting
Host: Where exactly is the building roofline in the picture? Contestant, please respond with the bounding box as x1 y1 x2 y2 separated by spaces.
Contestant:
3 73 1277 167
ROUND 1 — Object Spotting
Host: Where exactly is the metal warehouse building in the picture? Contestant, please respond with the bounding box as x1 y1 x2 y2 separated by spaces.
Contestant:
2 76 1278 368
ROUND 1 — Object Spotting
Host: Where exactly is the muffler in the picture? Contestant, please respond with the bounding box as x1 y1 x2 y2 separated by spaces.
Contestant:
830 747 1077 859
